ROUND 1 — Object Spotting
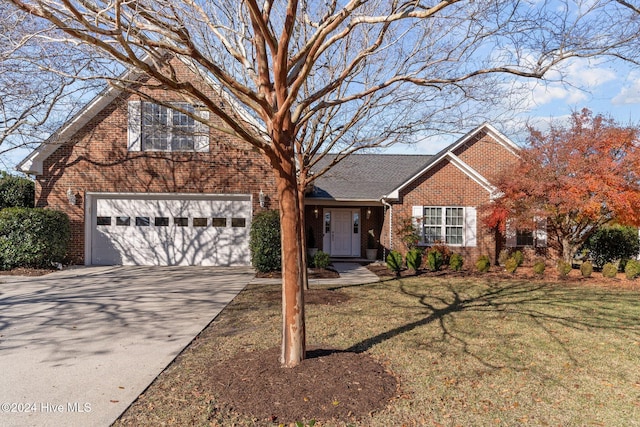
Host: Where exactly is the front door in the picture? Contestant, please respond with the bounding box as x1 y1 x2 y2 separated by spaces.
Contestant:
324 209 361 257
331 210 353 256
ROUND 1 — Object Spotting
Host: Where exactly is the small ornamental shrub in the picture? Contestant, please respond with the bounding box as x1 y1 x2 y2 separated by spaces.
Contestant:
505 257 518 274
429 243 452 265
580 261 593 278
0 207 70 270
533 259 546 276
513 250 524 267
624 259 640 280
475 255 491 273
249 210 281 272
426 248 444 271
386 250 403 276
449 253 464 272
602 262 618 278
313 250 331 269
556 260 572 277
405 248 423 272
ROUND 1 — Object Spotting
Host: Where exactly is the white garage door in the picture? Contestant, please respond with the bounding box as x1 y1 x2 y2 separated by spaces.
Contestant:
87 193 252 266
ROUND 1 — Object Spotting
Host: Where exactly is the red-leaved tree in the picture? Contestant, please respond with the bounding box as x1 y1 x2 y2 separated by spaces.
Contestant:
487 109 640 263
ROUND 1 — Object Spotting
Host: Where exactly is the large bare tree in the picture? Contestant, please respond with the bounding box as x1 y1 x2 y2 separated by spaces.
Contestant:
6 0 638 366
0 2 106 168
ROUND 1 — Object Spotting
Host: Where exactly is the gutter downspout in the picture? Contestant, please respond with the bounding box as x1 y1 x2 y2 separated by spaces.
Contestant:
380 196 393 261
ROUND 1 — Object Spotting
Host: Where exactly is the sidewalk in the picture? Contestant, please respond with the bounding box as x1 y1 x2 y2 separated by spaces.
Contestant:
249 262 380 286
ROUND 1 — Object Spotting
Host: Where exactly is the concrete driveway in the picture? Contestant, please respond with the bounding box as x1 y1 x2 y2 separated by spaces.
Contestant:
0 266 252 427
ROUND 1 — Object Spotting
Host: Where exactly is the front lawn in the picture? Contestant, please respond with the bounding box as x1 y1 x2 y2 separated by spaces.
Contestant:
115 276 640 426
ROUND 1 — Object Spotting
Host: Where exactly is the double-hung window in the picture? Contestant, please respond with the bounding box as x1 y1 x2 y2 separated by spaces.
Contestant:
142 103 196 151
128 100 209 152
419 206 470 246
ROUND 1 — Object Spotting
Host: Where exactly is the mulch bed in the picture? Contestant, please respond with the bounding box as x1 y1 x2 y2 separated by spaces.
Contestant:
0 267 57 276
255 267 340 279
204 347 398 425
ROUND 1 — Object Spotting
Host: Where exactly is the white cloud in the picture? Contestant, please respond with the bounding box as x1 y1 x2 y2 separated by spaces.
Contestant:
612 71 640 105
504 57 619 116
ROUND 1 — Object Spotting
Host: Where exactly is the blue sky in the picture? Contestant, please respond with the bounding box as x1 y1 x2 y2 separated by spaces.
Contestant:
387 55 640 154
5 54 640 170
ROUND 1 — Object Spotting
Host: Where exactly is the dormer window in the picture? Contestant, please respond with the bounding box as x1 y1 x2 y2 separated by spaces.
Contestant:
128 100 209 152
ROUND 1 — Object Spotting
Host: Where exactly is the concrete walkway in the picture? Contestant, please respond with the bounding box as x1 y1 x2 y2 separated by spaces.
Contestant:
0 266 252 427
249 262 381 285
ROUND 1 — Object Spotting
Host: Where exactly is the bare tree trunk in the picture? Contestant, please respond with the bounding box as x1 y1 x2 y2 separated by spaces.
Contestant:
273 150 306 368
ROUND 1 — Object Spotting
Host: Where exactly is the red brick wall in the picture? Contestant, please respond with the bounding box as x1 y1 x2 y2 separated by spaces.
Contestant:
35 60 277 264
381 132 519 266
452 131 519 181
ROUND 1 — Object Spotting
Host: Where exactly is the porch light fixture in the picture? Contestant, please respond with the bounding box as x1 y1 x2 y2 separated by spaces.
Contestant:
258 189 266 208
366 207 371 219
313 206 319 218
66 188 76 206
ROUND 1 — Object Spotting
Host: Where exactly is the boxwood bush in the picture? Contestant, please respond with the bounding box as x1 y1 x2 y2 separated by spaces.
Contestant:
0 207 70 270
249 209 281 272
386 250 403 276
475 255 491 273
0 172 34 209
405 248 423 272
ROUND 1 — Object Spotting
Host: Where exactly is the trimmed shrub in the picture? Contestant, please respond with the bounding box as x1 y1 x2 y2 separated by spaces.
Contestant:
426 248 443 271
386 250 403 276
505 257 518 274
513 250 524 267
602 262 618 278
0 172 34 209
556 260 572 277
624 259 640 280
584 225 640 268
313 250 330 269
533 259 546 276
406 248 423 272
475 255 491 273
429 243 452 265
449 253 464 272
249 210 281 272
0 207 69 270
580 261 593 278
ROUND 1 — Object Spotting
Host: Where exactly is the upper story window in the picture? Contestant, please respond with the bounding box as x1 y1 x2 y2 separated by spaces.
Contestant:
128 100 209 152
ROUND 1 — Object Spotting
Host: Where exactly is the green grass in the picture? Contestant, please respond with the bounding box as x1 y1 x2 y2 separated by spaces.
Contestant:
116 277 640 426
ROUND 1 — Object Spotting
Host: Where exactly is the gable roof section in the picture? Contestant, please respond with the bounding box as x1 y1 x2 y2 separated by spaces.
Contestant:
17 84 122 175
383 123 520 200
308 154 432 201
17 54 265 176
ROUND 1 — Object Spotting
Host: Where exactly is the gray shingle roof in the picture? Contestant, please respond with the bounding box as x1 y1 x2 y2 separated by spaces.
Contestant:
308 154 433 201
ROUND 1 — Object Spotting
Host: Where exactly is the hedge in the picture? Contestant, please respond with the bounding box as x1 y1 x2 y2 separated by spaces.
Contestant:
249 209 281 272
0 207 70 270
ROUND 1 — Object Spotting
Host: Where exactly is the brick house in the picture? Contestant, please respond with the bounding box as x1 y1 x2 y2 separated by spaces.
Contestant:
304 123 533 265
17 59 536 266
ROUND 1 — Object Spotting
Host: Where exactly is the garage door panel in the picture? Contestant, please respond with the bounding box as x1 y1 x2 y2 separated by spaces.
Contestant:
90 195 251 266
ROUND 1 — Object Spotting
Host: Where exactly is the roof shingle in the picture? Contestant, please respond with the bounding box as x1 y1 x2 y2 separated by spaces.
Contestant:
308 154 432 200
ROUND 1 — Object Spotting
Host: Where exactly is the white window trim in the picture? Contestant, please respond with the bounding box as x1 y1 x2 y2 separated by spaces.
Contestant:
127 100 209 152
412 205 476 247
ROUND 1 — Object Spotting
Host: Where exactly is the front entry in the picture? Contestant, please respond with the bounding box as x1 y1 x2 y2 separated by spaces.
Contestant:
323 209 361 257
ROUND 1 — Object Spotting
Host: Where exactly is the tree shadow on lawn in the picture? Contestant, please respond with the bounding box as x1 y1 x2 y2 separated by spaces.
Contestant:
342 278 640 369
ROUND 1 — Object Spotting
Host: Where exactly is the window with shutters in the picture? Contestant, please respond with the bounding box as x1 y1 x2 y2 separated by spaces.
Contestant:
419 206 471 246
128 101 209 152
